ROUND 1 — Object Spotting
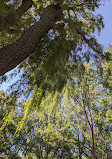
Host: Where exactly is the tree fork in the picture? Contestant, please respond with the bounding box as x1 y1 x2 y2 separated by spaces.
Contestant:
0 4 63 76
0 0 33 34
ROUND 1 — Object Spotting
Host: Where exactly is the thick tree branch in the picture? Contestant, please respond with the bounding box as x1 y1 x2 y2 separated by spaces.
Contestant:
0 4 63 76
0 0 33 33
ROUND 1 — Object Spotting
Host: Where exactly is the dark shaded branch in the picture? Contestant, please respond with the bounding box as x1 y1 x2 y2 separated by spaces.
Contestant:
0 4 62 76
76 30 112 60
84 152 92 159
0 0 33 33
76 29 103 57
16 0 33 17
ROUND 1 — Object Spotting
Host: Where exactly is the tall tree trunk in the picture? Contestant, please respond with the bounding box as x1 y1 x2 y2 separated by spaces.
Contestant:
0 4 62 76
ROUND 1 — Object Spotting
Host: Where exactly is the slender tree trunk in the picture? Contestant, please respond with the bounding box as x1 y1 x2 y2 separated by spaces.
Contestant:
87 105 96 159
82 101 96 158
91 124 96 159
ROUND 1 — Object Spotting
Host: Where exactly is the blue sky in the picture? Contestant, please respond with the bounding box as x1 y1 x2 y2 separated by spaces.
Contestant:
95 0 112 49
0 0 112 91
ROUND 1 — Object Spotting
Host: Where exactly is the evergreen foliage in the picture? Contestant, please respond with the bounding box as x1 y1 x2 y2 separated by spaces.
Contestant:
0 0 112 158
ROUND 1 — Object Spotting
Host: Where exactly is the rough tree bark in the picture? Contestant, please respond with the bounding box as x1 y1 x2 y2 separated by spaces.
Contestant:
0 2 63 76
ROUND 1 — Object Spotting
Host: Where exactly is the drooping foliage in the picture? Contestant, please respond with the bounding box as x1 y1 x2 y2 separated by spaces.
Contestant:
0 0 112 158
0 61 112 158
0 0 105 94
